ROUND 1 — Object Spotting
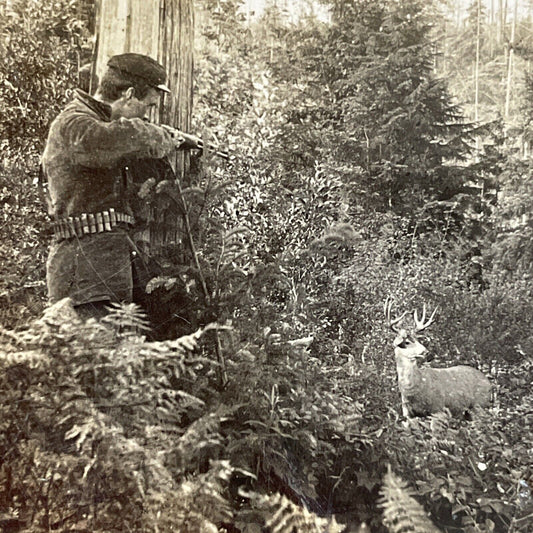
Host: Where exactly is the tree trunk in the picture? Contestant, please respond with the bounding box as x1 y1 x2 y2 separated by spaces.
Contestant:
489 0 495 57
157 0 194 179
475 0 481 152
95 0 193 136
502 0 508 42
497 0 502 44
504 0 517 119
93 0 194 252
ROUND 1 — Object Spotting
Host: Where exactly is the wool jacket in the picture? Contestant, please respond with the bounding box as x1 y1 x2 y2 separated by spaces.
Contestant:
42 89 175 218
42 90 176 306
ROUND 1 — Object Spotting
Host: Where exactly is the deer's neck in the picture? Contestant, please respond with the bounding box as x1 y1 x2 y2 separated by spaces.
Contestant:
395 352 420 391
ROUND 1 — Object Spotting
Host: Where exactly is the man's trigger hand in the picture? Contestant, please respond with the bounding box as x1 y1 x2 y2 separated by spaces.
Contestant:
160 124 185 147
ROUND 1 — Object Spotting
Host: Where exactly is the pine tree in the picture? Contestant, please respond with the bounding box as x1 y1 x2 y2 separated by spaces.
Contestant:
268 0 477 217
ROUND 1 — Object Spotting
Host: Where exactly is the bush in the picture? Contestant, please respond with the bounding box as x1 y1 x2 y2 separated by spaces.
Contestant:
0 0 92 159
0 162 48 326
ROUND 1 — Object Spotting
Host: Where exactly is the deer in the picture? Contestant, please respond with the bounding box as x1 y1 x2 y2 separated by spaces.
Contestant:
384 297 492 419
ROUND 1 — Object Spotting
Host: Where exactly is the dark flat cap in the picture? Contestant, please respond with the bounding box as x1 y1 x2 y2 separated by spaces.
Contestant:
107 53 170 93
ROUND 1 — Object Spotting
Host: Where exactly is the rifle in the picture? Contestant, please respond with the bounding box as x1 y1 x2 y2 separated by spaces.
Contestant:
160 124 230 161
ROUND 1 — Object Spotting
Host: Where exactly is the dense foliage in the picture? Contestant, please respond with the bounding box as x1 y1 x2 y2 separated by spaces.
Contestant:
0 0 93 160
1 0 533 532
0 0 93 326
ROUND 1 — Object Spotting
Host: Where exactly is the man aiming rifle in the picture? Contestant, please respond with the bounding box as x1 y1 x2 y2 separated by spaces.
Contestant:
42 53 224 321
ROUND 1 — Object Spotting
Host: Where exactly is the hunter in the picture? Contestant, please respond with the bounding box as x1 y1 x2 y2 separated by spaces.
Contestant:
42 53 188 320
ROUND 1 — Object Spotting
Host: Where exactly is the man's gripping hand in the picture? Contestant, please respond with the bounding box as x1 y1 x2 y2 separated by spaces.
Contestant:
159 124 186 148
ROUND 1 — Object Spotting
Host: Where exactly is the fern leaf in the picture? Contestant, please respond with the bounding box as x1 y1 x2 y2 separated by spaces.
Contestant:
146 461 234 530
101 302 151 335
224 225 250 243
175 409 227 464
244 491 343 533
379 467 442 533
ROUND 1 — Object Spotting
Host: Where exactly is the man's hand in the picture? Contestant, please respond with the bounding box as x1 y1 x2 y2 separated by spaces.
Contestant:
177 131 203 150
160 124 186 148
158 124 230 160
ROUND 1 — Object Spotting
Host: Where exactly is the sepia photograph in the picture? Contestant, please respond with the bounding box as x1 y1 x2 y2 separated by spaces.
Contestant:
0 0 532 531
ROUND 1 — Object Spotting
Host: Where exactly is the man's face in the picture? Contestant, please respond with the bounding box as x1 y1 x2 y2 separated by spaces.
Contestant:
110 87 161 120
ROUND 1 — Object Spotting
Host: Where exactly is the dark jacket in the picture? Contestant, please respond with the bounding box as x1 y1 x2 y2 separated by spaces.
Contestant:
43 90 176 306
42 89 175 218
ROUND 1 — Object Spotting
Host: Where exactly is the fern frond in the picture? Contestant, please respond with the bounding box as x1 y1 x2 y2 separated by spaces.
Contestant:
101 302 151 335
379 467 442 533
223 226 250 244
176 409 225 454
145 460 234 531
20 298 112 352
244 491 344 533
138 323 228 360
61 395 175 493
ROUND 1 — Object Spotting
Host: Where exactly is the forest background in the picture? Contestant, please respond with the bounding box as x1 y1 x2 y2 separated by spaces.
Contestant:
1 0 533 532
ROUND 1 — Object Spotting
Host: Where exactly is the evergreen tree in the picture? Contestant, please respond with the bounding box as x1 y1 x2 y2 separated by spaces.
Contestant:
267 0 479 219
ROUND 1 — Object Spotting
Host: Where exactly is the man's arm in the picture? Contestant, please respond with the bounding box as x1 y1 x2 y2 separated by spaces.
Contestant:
61 113 183 168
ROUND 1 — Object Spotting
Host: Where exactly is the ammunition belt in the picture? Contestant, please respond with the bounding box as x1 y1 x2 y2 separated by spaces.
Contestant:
52 209 134 240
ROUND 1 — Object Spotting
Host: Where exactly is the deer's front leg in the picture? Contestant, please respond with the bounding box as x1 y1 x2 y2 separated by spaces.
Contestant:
401 396 411 418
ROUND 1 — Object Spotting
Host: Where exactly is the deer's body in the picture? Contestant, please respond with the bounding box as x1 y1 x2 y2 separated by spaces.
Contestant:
395 352 492 417
385 298 492 419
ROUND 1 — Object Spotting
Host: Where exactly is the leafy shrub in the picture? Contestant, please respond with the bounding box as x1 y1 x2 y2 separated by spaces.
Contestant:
0 0 92 159
0 163 48 326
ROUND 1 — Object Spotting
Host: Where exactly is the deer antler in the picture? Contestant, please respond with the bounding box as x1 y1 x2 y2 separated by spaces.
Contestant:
413 304 438 332
384 297 407 332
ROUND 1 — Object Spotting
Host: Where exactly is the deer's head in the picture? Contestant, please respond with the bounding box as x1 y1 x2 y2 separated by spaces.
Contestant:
384 297 437 362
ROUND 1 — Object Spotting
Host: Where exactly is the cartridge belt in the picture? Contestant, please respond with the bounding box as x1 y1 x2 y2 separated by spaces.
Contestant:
52 209 134 240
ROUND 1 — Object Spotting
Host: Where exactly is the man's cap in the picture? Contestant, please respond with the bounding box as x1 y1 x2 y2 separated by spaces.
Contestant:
107 53 170 93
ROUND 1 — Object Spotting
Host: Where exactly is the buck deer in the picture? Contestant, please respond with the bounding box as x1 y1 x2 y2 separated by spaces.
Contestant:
384 298 492 419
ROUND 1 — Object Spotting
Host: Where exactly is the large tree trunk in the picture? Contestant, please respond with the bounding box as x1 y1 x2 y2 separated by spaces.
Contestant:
93 0 194 252
95 0 193 136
